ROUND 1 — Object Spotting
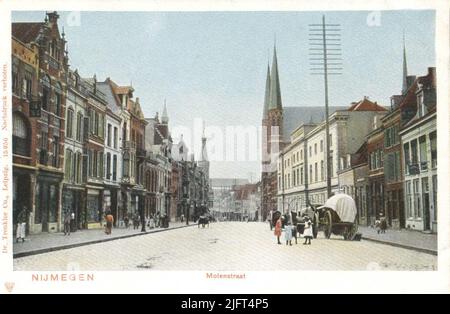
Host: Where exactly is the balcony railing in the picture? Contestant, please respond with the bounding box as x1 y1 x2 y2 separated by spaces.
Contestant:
420 161 428 171
431 159 437 169
48 56 60 70
122 141 136 150
407 163 420 175
136 148 146 158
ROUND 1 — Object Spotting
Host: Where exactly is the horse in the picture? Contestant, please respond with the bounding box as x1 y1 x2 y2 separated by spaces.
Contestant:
198 216 209 228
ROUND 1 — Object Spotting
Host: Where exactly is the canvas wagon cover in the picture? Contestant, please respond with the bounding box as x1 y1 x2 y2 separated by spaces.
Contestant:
319 194 357 223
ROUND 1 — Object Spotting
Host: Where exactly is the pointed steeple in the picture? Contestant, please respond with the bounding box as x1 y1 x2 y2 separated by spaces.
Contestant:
263 63 271 119
161 99 168 124
401 32 408 95
269 44 282 110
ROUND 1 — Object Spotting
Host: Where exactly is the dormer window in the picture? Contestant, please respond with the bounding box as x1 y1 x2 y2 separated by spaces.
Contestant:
50 39 58 59
417 91 425 117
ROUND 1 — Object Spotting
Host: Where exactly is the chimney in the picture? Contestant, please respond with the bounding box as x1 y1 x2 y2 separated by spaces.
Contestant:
406 75 416 90
428 67 436 87
47 11 60 24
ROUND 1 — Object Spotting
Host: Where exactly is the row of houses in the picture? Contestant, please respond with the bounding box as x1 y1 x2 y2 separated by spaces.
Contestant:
261 44 437 233
12 12 211 234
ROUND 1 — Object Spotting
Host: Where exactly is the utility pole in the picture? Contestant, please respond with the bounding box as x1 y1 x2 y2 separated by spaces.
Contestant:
309 15 342 199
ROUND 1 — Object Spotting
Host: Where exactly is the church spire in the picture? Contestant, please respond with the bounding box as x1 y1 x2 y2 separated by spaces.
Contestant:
269 44 282 110
161 99 168 124
201 124 208 162
402 32 408 95
263 62 271 119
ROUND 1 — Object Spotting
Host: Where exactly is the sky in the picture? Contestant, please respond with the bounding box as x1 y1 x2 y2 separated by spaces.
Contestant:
12 10 435 181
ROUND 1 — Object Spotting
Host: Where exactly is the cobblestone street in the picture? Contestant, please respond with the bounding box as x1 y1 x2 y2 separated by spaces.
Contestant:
13 222 437 271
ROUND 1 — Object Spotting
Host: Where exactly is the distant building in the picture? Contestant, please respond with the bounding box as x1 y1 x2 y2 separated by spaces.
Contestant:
366 114 386 226
231 184 261 221
83 75 108 229
62 69 87 230
278 98 387 214
210 178 249 219
260 44 342 220
97 78 123 225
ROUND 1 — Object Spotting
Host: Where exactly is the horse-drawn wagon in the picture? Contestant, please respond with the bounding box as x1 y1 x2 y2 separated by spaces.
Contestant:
315 194 358 240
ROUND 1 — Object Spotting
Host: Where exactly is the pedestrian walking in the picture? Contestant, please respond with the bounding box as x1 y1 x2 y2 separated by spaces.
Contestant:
63 211 71 236
148 214 152 229
16 207 27 243
274 217 283 245
284 222 293 246
70 211 76 232
268 210 274 231
156 212 161 228
303 217 313 245
124 214 130 229
379 213 387 234
105 211 114 235
133 213 140 230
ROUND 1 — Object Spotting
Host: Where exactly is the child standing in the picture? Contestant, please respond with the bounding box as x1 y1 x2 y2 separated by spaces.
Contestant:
274 217 283 244
284 222 293 246
303 217 313 245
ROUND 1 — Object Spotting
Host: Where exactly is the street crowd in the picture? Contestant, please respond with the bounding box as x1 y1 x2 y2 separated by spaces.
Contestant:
269 210 314 246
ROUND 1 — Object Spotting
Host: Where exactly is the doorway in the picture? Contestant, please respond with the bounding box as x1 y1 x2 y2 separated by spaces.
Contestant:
422 177 430 231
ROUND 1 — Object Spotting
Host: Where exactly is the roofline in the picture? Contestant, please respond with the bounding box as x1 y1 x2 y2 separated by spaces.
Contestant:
399 111 436 136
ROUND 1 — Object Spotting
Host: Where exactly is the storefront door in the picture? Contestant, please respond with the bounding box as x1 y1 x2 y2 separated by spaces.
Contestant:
422 177 430 231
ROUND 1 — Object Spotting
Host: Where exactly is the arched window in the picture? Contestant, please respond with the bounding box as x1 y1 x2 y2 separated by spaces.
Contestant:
54 82 63 116
13 113 30 156
41 75 51 111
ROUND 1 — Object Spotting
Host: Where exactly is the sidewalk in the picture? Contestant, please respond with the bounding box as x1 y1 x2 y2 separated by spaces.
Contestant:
13 222 194 258
358 226 437 255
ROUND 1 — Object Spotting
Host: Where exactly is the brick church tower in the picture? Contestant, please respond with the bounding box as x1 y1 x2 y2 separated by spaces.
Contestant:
261 45 283 220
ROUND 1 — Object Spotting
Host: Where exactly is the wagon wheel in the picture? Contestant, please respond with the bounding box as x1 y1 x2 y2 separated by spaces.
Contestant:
323 210 332 239
312 212 319 239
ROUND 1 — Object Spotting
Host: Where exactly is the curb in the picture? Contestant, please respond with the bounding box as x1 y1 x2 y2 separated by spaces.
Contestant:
361 236 437 256
13 224 196 258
